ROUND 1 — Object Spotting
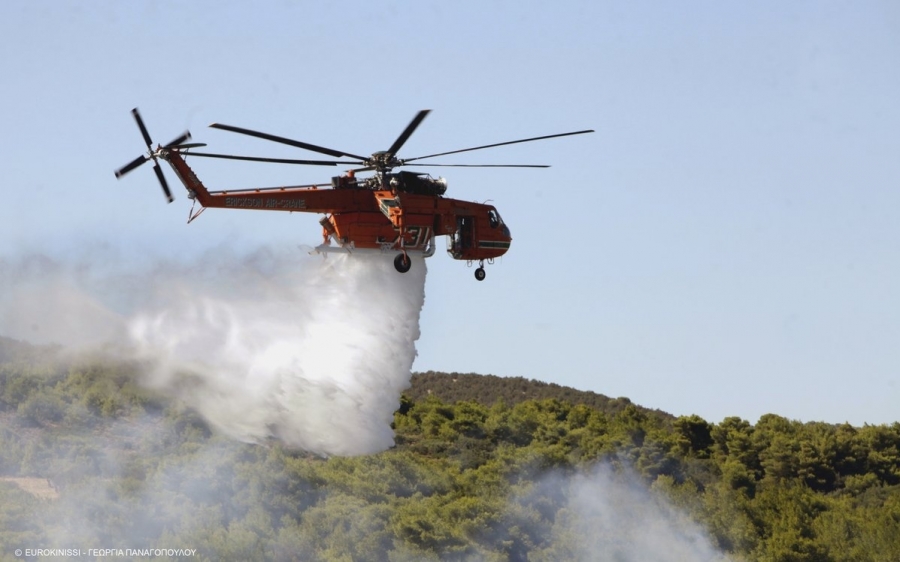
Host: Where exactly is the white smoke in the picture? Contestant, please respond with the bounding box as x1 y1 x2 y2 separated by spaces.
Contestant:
0 247 427 456
514 465 730 561
0 253 129 348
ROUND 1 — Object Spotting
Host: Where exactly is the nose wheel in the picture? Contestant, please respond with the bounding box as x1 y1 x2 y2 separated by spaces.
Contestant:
474 262 486 281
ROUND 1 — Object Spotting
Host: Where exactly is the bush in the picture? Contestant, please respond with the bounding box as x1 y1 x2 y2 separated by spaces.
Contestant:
17 389 66 427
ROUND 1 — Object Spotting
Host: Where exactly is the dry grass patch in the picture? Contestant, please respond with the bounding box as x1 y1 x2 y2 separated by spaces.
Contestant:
0 477 59 499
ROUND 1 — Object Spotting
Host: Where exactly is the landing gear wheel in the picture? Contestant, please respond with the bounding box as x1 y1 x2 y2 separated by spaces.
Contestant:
474 267 486 281
394 253 411 273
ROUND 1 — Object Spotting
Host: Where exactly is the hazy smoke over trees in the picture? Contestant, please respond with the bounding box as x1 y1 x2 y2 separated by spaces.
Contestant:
509 465 730 561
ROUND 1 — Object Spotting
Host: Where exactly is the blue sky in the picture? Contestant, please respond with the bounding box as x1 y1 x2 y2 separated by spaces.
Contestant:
1 1 898 425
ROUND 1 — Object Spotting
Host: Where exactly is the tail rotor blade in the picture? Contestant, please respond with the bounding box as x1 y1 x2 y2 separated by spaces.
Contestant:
118 108 177 203
132 108 153 148
115 155 149 178
153 162 174 203
164 131 192 148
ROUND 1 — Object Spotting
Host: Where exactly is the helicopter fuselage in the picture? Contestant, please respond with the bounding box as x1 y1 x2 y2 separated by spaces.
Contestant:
164 148 512 264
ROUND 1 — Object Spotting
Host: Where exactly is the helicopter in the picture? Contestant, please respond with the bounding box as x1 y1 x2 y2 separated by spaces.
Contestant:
114 108 592 280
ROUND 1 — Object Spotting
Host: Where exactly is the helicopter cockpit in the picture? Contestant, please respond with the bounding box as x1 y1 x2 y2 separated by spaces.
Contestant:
487 208 511 238
448 207 511 260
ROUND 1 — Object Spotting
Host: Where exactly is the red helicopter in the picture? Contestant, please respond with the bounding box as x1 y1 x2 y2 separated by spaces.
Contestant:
114 109 592 280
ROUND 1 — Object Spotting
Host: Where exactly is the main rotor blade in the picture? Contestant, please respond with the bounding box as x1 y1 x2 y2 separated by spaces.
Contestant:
386 109 430 157
153 162 174 203
404 163 550 168
186 152 363 167
163 131 192 148
115 155 149 178
132 108 153 148
404 129 595 163
209 183 331 195
209 123 368 161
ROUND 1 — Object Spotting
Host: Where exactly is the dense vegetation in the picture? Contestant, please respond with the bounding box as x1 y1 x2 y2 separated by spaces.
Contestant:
407 371 671 419
0 336 899 561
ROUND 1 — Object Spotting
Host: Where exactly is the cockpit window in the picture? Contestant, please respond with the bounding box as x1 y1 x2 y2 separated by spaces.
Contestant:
488 209 500 228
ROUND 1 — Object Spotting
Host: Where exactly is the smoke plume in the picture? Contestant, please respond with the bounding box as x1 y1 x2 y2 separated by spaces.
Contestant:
512 464 730 561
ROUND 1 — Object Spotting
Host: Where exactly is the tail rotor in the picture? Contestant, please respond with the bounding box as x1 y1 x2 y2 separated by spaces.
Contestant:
114 108 192 203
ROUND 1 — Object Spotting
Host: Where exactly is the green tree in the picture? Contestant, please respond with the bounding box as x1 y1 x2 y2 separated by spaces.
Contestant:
675 414 714 458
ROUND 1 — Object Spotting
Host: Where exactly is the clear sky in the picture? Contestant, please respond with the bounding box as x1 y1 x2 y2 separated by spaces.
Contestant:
1 1 898 426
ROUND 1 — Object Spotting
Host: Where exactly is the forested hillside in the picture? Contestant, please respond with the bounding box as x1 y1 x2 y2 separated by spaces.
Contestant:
407 371 672 420
0 336 899 561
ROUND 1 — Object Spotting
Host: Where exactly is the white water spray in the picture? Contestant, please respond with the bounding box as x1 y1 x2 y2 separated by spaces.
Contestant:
0 248 427 456
130 250 426 456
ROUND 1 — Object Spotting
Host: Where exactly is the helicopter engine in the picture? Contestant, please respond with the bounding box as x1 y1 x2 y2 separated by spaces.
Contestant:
431 177 448 195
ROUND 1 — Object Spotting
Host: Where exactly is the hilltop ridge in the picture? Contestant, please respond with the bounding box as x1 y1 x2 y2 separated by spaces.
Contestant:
407 370 672 420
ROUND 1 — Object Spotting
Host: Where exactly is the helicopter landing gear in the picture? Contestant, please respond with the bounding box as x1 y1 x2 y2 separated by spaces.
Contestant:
468 259 488 281
394 252 411 273
474 261 486 282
